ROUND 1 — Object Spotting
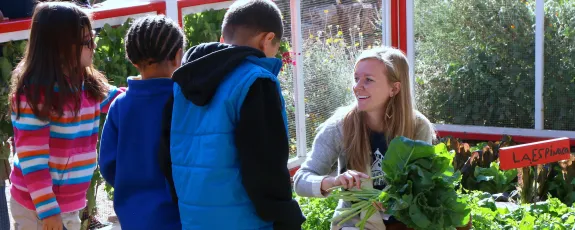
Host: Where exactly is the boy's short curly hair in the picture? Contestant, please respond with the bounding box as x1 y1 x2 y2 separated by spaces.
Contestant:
221 0 283 43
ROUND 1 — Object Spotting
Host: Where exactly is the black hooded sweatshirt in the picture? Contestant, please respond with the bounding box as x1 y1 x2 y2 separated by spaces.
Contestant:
157 42 305 230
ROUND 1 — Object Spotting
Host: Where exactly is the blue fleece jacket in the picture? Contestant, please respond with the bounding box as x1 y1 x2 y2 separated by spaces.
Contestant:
99 77 181 230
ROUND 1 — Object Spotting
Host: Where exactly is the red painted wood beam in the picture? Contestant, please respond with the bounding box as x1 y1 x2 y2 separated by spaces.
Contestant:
91 2 166 19
436 131 575 146
390 0 407 54
398 0 407 53
177 0 228 8
0 1 166 34
390 0 398 49
289 166 300 177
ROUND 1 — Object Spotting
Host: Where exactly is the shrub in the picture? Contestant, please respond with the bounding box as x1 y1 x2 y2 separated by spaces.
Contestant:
93 21 139 87
414 0 575 130
183 9 226 48
0 41 26 136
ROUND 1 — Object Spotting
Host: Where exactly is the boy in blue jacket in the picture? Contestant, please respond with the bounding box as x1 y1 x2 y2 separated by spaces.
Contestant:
98 15 185 230
157 0 305 229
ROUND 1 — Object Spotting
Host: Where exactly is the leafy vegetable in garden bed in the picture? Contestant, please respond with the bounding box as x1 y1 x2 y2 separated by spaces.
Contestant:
295 191 339 230
469 191 575 229
442 136 519 195
474 161 518 195
329 136 471 230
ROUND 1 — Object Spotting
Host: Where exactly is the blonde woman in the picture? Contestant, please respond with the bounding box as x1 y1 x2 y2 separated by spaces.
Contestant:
294 46 470 230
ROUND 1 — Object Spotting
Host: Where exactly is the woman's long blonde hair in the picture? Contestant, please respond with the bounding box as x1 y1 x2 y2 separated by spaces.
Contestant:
343 46 416 172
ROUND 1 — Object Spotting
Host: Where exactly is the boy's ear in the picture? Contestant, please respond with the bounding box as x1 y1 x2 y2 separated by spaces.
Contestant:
258 32 276 49
173 48 184 67
264 32 276 43
220 36 224 43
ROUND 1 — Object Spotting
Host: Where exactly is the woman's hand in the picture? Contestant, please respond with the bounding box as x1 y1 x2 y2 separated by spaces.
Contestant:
321 170 370 192
372 201 385 212
334 170 370 189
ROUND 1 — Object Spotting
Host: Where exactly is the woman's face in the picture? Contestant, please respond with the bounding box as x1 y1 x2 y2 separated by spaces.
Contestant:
353 59 396 113
80 28 96 68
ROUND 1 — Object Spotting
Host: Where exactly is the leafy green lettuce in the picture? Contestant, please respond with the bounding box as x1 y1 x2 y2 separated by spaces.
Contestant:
468 191 575 229
378 136 471 229
473 161 518 194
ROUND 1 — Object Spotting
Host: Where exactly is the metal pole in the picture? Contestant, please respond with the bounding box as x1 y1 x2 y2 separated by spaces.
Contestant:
406 0 415 102
165 0 179 24
535 0 544 130
290 0 307 157
383 0 392 46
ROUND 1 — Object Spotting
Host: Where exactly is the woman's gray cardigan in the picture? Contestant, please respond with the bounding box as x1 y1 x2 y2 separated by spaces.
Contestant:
293 110 436 229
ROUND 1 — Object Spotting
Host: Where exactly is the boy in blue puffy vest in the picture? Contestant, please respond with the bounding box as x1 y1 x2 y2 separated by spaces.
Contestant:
157 0 305 229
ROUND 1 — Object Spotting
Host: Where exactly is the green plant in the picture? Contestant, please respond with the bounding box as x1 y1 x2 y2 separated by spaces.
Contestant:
442 136 519 195
473 161 518 194
93 20 138 87
0 40 27 137
296 192 339 230
183 9 227 48
415 0 575 131
468 191 575 229
541 1 575 130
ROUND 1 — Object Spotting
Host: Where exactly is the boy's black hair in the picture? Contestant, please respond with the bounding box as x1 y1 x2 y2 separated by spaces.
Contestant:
125 15 185 67
221 0 283 43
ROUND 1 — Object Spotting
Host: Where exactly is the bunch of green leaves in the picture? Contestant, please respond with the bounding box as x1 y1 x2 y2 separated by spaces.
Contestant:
0 41 26 84
330 136 471 230
93 20 138 87
473 161 518 194
295 191 339 230
183 9 226 48
469 191 575 229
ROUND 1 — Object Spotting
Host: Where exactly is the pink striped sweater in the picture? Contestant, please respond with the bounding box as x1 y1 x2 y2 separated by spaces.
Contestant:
9 85 126 219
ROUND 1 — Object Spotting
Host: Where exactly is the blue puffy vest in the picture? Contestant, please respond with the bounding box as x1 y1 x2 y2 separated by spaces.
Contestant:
170 55 287 230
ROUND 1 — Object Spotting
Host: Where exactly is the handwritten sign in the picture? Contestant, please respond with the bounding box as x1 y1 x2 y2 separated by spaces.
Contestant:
499 137 571 170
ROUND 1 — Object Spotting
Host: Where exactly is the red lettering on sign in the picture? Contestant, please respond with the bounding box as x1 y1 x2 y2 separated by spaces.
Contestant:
500 137 571 170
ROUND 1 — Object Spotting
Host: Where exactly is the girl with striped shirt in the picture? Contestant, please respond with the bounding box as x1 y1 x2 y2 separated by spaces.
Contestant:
8 2 125 230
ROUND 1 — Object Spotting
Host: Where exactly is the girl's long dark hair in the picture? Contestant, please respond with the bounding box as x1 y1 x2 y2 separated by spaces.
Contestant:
9 2 109 121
